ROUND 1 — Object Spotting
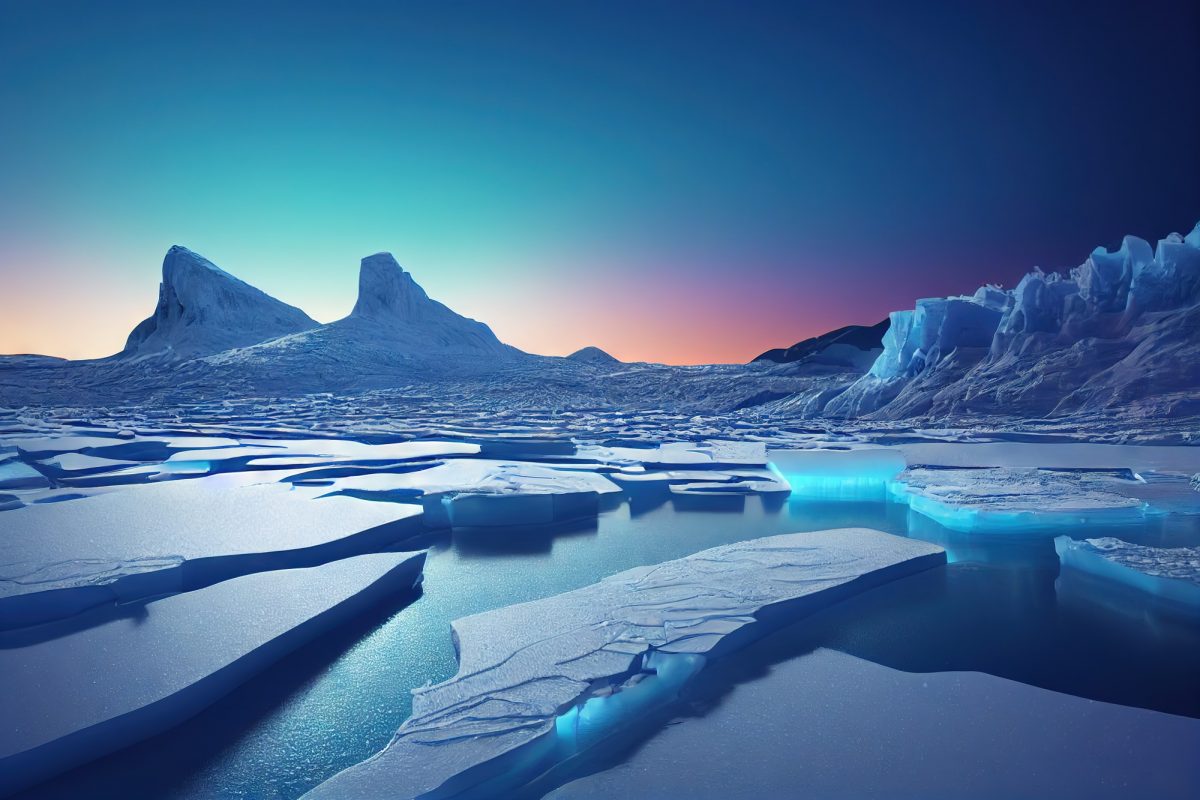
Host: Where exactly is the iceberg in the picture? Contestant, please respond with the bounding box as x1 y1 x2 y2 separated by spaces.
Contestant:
0 481 423 629
303 528 944 800
0 551 426 796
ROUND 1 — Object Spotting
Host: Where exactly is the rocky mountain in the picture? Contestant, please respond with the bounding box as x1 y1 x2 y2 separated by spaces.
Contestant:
753 320 889 368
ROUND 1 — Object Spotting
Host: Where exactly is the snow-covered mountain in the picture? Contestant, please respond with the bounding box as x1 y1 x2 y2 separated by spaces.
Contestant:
197 252 525 391
121 246 318 360
805 221 1200 419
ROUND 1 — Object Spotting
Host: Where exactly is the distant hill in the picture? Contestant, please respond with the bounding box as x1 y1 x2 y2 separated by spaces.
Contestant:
566 346 620 365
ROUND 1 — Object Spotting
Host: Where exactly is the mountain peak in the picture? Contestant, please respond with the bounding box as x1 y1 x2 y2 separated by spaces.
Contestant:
350 253 433 320
120 247 317 359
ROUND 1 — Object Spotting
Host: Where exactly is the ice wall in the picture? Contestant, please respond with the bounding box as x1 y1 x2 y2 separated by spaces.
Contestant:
821 220 1200 419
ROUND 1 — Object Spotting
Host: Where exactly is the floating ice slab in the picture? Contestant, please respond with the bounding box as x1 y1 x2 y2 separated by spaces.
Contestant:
576 440 768 469
0 481 423 629
0 460 48 491
1056 536 1200 619
304 528 944 800
545 648 1200 800
0 551 426 796
770 448 906 500
312 459 621 528
886 466 1187 532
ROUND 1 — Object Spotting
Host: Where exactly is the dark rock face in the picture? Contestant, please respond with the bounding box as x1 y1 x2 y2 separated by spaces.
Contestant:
753 319 889 364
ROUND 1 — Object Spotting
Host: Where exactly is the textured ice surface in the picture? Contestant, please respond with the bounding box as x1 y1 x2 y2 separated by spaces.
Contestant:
889 466 1200 532
311 459 622 528
304 528 944 800
1056 536 1200 617
545 648 1200 800
0 551 426 796
0 481 423 628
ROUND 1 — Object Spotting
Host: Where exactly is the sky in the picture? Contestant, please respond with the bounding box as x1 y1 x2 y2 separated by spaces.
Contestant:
1 0 1198 364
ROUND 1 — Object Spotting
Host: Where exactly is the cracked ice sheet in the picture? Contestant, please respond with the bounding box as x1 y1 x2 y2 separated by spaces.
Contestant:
303 528 944 800
0 551 426 796
0 480 423 628
887 466 1200 532
544 648 1200 800
1056 537 1200 617
167 438 481 464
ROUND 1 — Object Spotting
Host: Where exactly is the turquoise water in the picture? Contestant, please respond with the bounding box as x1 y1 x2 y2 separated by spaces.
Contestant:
19 492 1200 799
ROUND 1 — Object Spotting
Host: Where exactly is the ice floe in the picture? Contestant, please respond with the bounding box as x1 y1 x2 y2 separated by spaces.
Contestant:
1056 536 1200 618
304 528 944 800
0 481 423 629
0 551 426 796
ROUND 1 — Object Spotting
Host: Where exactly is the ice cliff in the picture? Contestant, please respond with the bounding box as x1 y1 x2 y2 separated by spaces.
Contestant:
817 221 1200 419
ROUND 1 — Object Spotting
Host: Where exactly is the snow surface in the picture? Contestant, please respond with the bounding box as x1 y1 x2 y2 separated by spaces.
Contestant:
544 648 1200 800
0 481 423 628
303 528 944 800
0 551 426 796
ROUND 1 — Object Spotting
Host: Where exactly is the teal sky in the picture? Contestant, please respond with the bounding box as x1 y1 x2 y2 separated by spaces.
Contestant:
2 1 1198 362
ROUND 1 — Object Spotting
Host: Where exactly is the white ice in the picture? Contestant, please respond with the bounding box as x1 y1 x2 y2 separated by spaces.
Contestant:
303 528 944 800
0 481 423 628
0 551 426 796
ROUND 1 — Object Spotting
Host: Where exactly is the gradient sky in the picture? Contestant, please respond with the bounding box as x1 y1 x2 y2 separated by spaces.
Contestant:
2 1 1198 364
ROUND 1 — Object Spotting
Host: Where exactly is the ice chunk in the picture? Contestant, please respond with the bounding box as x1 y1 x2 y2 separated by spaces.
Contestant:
0 481 423 629
0 460 49 490
303 529 945 800
887 467 1169 532
1056 536 1200 619
576 440 768 469
771 448 906 500
0 551 426 796
309 459 621 528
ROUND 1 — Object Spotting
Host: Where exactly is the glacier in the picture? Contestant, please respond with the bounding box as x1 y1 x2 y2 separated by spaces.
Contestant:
0 551 426 796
